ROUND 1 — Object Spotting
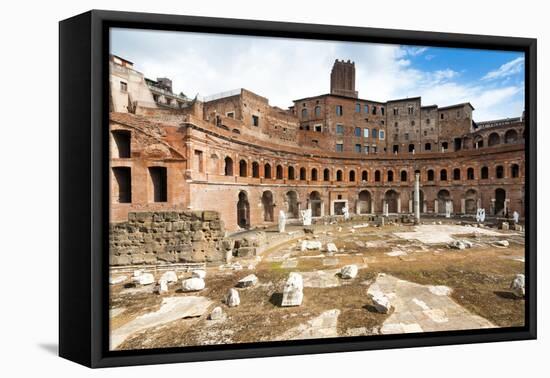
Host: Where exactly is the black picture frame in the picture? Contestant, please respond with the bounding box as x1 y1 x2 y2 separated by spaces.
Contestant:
59 9 537 368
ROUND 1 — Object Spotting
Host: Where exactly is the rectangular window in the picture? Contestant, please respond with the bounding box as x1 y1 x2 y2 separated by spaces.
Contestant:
355 144 361 153
336 105 343 116
426 118 430 124
408 106 414 115
381 107 385 115
149 167 167 203
404 133 409 140
379 130 385 140
364 104 369 113
354 127 361 137
194 150 204 173
393 108 398 115
363 128 369 138
372 146 377 153
111 130 131 158
336 124 344 134
441 113 444 120
372 106 377 115
355 103 361 113
364 145 369 154
226 111 235 119
112 167 131 203
314 124 322 132
252 115 259 126
372 129 378 139
120 81 128 92
336 143 344 152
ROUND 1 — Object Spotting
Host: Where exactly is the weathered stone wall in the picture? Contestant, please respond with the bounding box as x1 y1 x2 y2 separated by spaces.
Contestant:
109 211 226 266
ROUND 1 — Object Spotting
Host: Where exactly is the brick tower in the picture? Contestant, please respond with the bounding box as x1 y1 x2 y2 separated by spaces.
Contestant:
330 59 358 98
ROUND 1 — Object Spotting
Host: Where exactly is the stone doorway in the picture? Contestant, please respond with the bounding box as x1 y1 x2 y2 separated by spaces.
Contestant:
357 190 372 214
495 188 506 216
384 190 399 213
309 191 323 217
262 191 274 222
286 191 299 219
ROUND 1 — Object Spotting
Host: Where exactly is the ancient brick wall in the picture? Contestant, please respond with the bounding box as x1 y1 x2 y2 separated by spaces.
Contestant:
109 211 226 266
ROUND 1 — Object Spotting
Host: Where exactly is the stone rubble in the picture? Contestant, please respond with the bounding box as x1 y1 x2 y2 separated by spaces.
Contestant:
237 274 258 288
192 270 207 279
132 272 155 286
301 240 323 251
209 306 224 320
494 240 510 247
109 275 128 285
181 277 206 292
160 271 178 283
326 243 338 253
340 264 358 279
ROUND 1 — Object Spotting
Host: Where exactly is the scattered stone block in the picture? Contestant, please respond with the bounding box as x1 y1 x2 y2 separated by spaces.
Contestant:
209 306 224 320
510 274 525 298
181 277 205 292
340 265 358 279
133 270 143 277
449 241 466 250
132 272 155 286
160 271 178 283
226 288 240 307
500 222 510 230
326 243 338 253
368 290 392 313
237 274 258 288
281 272 304 307
157 279 168 294
514 224 524 232
192 270 206 279
301 240 322 251
109 275 127 285
494 240 510 247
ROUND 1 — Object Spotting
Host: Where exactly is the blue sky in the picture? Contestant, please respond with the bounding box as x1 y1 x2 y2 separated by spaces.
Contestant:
111 28 525 121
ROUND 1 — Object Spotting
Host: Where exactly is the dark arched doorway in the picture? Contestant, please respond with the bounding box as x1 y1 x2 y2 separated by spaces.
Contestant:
310 191 322 217
237 191 250 229
286 191 299 218
384 190 399 213
358 190 372 214
495 188 506 216
465 189 477 214
261 191 274 222
437 189 451 215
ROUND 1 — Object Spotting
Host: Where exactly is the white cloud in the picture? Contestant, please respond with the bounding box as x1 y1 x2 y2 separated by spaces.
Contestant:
111 29 524 122
482 57 525 81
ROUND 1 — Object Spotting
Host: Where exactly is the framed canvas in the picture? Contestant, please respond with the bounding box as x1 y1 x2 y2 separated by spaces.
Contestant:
59 10 537 368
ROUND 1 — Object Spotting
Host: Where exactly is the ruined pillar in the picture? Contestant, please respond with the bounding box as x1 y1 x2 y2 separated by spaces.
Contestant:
461 198 466 214
414 172 420 224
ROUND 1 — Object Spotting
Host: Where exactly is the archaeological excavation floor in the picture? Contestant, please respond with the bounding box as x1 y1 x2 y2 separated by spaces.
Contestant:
109 220 525 350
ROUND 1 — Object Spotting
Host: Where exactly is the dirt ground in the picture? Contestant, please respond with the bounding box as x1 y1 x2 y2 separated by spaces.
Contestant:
110 221 525 350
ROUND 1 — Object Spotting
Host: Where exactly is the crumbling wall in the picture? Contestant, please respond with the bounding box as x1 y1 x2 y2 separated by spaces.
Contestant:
109 211 226 266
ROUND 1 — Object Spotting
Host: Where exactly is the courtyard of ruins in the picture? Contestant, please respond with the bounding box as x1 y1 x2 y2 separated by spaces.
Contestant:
109 218 525 350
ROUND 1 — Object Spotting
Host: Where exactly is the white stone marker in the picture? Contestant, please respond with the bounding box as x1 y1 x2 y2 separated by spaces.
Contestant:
301 208 313 226
158 279 168 294
342 206 350 221
278 210 287 233
510 274 525 298
226 288 240 307
326 243 339 253
281 272 304 307
209 306 224 320
445 201 452 218
513 211 520 224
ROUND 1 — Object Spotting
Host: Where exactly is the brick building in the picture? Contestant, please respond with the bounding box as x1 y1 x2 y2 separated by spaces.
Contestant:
109 56 525 231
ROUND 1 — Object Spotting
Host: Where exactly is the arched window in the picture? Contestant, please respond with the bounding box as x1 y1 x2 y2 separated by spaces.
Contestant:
440 169 448 181
300 167 307 180
467 167 475 180
336 170 343 182
301 108 308 118
424 143 431 151
505 129 518 144
362 170 368 182
323 168 330 181
488 133 500 146
409 144 415 153
239 160 248 177
224 157 233 176
288 166 295 180
481 166 489 179
314 106 321 117
349 170 356 182
264 163 272 179
252 162 260 178
400 170 407 182
453 168 461 180
427 169 435 181
442 142 449 151
387 170 394 182
511 164 520 178
276 165 283 179
311 168 318 181
496 165 504 179
375 170 381 182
